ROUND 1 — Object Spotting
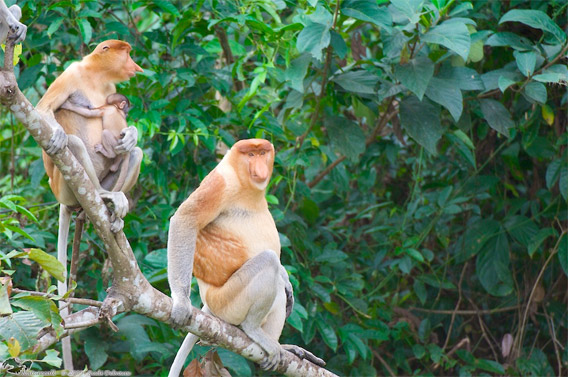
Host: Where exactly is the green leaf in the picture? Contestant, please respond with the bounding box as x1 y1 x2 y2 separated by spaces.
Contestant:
332 70 379 94
449 2 473 17
24 249 65 283
400 96 443 155
47 18 64 38
422 20 471 60
485 32 533 51
84 331 109 370
440 66 484 91
545 160 562 188
479 99 514 136
524 82 547 104
528 228 556 257
498 76 516 93
285 54 311 93
395 57 434 100
513 50 537 77
560 165 568 201
504 216 538 247
533 64 568 83
12 296 62 335
391 0 424 24
559 234 568 277
413 279 427 305
154 0 181 16
476 231 513 297
500 9 566 44
425 77 463 122
341 0 392 30
0 312 45 352
456 219 500 261
78 19 92 45
296 6 332 61
475 359 505 374
330 30 348 59
41 349 62 368
218 349 252 377
316 318 338 351
325 115 366 161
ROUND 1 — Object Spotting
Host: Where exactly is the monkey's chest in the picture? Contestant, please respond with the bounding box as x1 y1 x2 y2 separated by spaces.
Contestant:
193 209 280 287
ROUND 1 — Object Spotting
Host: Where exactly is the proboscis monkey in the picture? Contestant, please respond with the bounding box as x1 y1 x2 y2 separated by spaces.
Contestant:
61 92 132 182
36 40 143 370
167 139 324 376
0 0 26 44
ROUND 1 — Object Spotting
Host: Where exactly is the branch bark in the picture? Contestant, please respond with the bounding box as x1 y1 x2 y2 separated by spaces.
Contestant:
1 35 337 377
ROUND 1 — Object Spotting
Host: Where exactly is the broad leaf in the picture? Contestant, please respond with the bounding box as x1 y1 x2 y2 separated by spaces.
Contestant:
296 6 332 61
391 0 424 24
476 231 513 297
513 50 537 77
533 64 568 83
25 248 65 283
341 0 392 30
425 77 463 122
479 99 514 136
395 57 434 100
485 32 533 51
325 116 366 161
400 96 443 154
500 9 566 44
332 70 379 94
524 82 547 104
285 54 311 93
498 76 516 93
440 66 484 91
422 20 471 60
559 234 568 277
0 312 46 352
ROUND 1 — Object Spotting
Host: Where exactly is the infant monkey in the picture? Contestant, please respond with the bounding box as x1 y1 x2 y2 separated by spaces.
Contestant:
61 93 131 173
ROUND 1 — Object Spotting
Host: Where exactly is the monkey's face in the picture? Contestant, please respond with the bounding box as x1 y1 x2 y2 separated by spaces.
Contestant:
234 139 274 191
92 40 143 82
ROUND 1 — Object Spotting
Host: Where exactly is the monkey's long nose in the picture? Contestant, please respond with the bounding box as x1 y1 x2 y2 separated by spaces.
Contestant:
251 162 269 182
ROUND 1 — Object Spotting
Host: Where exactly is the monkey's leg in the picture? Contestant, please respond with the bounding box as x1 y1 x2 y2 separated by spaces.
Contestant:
207 250 284 370
102 147 142 193
168 306 211 377
67 135 129 223
57 205 74 371
97 129 118 160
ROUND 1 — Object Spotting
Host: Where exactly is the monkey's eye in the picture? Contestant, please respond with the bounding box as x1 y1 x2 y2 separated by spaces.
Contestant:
102 46 110 51
260 151 266 155
248 152 254 157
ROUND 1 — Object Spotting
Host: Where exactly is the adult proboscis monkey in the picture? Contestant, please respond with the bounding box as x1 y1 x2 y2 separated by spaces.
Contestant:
36 40 143 370
167 139 324 376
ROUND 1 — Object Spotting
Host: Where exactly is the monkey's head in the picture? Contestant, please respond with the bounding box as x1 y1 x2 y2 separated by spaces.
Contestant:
230 139 274 191
86 40 143 83
106 93 131 115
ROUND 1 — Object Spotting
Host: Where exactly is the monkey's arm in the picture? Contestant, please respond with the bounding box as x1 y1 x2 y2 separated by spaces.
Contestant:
280 265 294 319
168 171 228 327
60 100 104 118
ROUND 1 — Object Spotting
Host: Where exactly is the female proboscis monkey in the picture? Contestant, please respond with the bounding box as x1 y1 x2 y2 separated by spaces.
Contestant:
167 139 324 375
36 40 143 371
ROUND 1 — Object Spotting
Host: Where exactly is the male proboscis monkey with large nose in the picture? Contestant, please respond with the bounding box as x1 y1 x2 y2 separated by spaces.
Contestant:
167 139 324 376
36 40 143 370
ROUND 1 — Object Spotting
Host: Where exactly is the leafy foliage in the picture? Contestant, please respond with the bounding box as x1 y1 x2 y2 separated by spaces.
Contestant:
0 0 567 375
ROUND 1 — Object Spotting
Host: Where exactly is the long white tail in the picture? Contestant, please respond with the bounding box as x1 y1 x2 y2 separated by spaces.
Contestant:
58 205 74 371
168 332 199 377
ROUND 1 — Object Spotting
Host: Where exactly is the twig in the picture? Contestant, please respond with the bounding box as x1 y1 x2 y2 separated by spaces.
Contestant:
442 262 468 351
544 306 562 377
410 305 521 315
64 318 102 329
215 26 243 91
433 337 470 370
372 350 396 377
12 288 103 307
516 230 567 358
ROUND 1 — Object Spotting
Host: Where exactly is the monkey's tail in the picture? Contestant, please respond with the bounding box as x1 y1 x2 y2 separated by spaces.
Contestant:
58 205 74 371
168 332 199 377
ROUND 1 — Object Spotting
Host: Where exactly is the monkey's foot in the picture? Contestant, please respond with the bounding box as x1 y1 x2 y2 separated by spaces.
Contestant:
45 127 68 154
170 298 193 329
99 190 128 226
282 344 326 367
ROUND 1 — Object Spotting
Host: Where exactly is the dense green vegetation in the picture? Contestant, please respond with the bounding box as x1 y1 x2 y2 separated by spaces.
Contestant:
1 0 567 376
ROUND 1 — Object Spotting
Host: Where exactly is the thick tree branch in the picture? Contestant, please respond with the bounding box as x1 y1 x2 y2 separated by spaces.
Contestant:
1 35 336 377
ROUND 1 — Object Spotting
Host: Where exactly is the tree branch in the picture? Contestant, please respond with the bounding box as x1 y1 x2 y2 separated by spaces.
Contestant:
1 33 337 377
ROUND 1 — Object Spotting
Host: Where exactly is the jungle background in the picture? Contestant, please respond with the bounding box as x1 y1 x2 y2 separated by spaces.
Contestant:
0 0 567 376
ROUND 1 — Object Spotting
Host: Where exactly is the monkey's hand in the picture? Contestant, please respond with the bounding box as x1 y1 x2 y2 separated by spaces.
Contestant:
170 297 193 328
99 190 129 231
7 5 26 45
115 126 138 154
46 126 68 155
